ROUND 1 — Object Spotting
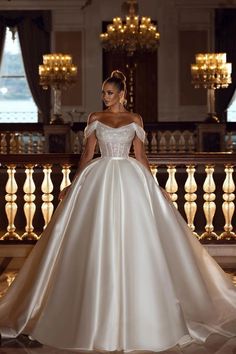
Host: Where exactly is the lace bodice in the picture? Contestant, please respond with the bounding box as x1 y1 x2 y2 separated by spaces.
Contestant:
84 120 146 158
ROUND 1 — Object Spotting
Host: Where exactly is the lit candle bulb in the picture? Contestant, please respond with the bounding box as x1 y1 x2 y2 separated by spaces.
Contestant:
39 65 44 75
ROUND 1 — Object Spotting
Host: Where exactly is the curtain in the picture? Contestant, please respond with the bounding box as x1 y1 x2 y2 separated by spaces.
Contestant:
215 9 236 121
0 25 6 65
18 12 51 122
0 11 51 123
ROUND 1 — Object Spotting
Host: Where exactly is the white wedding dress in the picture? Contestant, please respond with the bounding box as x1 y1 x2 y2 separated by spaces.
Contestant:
0 120 236 352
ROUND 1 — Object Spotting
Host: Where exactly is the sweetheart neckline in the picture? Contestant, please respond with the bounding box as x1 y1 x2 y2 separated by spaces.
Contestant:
97 121 135 129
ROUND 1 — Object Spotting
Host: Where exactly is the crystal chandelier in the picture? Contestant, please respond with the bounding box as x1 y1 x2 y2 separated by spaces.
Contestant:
100 0 160 56
39 53 77 90
191 53 231 89
191 53 232 122
39 53 77 124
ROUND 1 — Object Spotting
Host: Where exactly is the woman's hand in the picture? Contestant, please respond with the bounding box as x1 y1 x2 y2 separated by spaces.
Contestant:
58 185 71 201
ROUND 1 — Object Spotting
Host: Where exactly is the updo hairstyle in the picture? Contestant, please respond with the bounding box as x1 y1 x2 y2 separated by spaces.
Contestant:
103 70 127 105
104 70 126 93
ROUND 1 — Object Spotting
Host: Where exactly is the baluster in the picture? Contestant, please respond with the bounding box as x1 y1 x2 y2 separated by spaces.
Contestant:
14 133 20 153
32 134 38 153
182 131 188 152
178 134 185 153
165 132 171 152
144 133 149 154
169 134 176 152
28 133 33 154
18 133 24 154
23 133 29 153
22 164 38 240
9 133 17 154
150 164 158 184
41 134 46 153
173 131 181 151
150 131 158 153
165 165 178 208
36 133 44 153
188 133 195 152
41 164 54 230
0 133 7 154
158 132 167 153
200 165 217 240
182 131 189 152
184 165 198 238
73 133 80 153
60 164 71 191
226 132 233 152
1 164 20 240
219 164 236 240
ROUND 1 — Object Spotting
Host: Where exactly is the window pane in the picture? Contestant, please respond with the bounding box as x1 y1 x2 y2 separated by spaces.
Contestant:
0 28 24 76
0 27 38 123
0 77 33 99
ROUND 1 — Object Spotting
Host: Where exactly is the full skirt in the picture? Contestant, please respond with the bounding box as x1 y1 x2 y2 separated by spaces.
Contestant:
0 157 236 352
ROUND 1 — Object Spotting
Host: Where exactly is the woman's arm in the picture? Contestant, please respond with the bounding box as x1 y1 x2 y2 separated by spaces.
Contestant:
133 136 152 174
132 115 171 202
132 114 152 174
59 114 97 200
74 131 97 177
74 113 98 175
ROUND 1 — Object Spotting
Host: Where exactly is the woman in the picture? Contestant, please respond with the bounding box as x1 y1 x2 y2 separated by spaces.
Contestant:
0 70 236 352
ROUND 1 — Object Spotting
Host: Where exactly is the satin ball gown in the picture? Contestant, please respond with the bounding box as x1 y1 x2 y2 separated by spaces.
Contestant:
0 120 236 352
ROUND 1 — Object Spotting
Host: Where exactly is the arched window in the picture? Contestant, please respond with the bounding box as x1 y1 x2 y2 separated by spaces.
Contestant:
0 27 38 123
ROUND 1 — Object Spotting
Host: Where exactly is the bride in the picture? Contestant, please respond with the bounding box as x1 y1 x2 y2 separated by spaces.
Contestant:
0 70 236 352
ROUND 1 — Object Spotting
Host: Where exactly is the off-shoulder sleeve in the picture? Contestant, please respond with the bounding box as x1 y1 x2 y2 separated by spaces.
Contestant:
134 123 146 143
84 120 98 139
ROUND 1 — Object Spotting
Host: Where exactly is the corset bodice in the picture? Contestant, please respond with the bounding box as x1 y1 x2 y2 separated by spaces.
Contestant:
84 120 146 158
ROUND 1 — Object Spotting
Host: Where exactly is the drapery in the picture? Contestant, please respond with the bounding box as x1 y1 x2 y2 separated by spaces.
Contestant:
0 11 51 123
18 13 51 122
0 24 6 65
215 9 236 121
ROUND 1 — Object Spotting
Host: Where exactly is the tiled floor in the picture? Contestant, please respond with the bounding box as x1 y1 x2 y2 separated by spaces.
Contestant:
0 270 236 354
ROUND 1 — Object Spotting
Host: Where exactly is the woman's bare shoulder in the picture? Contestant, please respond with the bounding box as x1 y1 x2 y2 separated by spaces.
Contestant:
87 112 104 124
130 113 143 127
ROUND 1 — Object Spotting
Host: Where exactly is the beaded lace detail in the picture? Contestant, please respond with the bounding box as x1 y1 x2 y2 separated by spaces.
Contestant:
84 121 146 158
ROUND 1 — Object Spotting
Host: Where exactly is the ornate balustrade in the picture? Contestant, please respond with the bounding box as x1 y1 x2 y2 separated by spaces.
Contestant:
0 123 44 154
1 122 236 154
0 152 235 242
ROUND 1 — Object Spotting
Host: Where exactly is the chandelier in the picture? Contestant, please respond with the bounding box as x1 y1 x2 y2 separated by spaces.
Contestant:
191 53 232 122
39 53 77 90
191 53 232 89
100 0 160 56
39 53 77 124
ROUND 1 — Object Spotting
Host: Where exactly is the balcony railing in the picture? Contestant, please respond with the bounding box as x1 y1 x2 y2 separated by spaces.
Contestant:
0 152 235 242
1 122 236 154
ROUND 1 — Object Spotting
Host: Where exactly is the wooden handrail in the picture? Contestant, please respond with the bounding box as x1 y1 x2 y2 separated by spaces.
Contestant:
0 152 235 166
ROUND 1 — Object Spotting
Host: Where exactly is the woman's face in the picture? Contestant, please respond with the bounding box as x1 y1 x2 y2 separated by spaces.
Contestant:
102 83 123 108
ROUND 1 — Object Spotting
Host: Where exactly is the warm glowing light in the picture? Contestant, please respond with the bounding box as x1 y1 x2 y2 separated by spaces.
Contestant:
100 0 160 56
191 53 231 89
39 53 78 90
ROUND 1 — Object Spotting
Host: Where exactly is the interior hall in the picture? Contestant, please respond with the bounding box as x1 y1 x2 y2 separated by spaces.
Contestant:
0 0 236 353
